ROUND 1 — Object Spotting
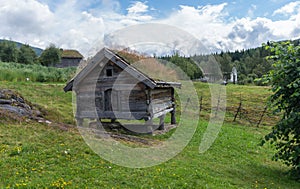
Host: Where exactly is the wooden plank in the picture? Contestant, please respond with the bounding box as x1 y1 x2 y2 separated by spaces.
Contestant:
151 101 173 114
151 88 172 94
97 111 148 120
152 108 174 119
151 97 172 104
76 110 149 120
76 111 97 118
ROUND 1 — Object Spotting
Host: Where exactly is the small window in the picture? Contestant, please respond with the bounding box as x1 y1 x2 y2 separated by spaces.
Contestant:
106 68 113 77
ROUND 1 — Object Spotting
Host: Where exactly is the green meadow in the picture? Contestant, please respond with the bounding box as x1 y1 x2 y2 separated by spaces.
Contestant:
0 81 299 188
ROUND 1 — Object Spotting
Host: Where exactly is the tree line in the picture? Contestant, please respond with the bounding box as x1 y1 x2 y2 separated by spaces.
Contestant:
159 39 299 85
2 38 299 85
159 46 273 85
0 40 61 66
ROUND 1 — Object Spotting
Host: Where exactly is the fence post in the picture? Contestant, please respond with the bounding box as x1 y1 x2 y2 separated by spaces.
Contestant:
199 96 203 112
233 95 242 122
257 105 268 127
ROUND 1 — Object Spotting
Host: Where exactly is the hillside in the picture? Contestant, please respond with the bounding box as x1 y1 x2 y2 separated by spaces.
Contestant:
0 81 299 188
0 39 43 56
160 38 300 85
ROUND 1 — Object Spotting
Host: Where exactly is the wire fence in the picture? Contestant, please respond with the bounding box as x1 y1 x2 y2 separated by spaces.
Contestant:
182 92 279 127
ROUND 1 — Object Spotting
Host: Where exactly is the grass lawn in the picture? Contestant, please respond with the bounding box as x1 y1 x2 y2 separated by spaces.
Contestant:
0 81 299 188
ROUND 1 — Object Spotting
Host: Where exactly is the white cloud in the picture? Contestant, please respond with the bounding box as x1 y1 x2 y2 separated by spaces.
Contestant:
155 3 300 52
123 1 153 23
127 1 149 14
0 0 156 56
247 4 257 18
0 0 106 56
0 0 54 40
197 3 228 20
157 4 232 52
160 4 229 35
273 1 300 16
1 0 300 57
100 0 121 12
226 17 277 50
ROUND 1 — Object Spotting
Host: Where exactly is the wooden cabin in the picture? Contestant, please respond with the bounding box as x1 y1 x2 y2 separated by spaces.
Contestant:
56 49 83 68
64 48 181 130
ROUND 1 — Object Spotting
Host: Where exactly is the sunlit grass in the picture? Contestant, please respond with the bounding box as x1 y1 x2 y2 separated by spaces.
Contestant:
0 81 298 188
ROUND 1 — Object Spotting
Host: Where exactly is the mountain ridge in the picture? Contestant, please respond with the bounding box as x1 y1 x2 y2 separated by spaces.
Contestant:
0 39 43 56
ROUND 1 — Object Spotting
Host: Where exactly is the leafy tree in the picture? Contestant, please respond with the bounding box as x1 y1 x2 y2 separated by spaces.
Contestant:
39 44 61 66
262 41 300 177
0 41 19 62
18 44 38 64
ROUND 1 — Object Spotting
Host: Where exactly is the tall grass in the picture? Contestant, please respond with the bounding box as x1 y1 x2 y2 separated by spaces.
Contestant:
0 62 76 82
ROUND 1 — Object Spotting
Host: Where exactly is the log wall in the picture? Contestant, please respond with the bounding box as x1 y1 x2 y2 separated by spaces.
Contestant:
75 60 150 120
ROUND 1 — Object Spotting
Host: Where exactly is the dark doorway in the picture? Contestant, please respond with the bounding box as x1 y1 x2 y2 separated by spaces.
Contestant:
104 89 119 111
105 89 112 111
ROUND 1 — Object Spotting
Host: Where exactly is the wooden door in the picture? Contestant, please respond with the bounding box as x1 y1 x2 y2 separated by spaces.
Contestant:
105 89 112 111
104 89 119 111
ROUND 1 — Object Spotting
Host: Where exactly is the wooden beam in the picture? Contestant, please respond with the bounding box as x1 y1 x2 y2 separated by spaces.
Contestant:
152 108 174 119
158 114 166 130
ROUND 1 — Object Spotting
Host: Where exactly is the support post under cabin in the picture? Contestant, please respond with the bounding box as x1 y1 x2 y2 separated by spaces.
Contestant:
158 114 166 130
171 108 176 124
171 88 176 124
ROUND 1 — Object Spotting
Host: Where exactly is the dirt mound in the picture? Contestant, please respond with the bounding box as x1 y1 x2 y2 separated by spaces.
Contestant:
0 89 45 123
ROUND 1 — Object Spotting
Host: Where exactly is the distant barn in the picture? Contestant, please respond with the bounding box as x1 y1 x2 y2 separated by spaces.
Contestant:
56 49 83 68
64 48 180 130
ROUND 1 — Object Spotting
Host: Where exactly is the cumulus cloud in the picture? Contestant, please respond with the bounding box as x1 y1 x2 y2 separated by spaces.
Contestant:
158 3 300 52
127 1 149 14
270 2 300 40
1 0 300 57
158 3 231 52
123 1 153 23
226 17 278 50
160 4 229 37
0 0 54 43
0 0 154 56
0 0 106 56
273 1 300 16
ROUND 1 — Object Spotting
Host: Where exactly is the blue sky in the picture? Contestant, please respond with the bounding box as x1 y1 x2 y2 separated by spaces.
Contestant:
71 0 298 20
1 0 300 56
117 0 289 18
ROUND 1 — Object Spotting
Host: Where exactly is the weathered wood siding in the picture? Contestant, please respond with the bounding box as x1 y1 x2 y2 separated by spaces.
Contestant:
75 60 103 119
56 58 82 68
75 60 149 120
150 88 173 116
